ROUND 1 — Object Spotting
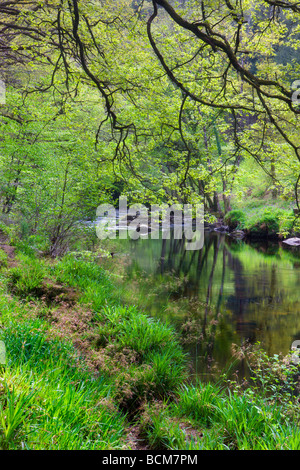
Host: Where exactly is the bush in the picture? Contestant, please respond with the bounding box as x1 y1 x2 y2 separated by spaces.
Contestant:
224 210 246 230
246 208 294 237
249 208 279 234
225 207 294 238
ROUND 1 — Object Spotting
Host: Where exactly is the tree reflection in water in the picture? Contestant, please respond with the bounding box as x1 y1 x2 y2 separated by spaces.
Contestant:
122 231 300 382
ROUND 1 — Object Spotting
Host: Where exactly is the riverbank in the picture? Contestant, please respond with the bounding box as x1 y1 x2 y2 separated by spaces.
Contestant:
221 199 298 241
1 242 300 450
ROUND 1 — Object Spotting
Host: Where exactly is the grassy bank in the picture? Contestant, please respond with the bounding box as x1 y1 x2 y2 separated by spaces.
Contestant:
224 205 296 239
1 243 300 450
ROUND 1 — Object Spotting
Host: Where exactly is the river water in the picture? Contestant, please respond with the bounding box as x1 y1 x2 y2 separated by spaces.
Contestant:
103 229 300 381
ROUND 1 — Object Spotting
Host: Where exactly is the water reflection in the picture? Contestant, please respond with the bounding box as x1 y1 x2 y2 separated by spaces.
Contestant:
118 232 300 380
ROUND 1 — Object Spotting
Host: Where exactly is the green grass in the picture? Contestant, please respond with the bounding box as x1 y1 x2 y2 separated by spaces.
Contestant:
172 382 222 426
225 206 295 237
137 342 300 450
52 253 120 309
0 249 188 447
89 304 188 410
0 320 126 450
6 254 46 298
48 254 188 410
1 247 300 450
139 401 202 450
138 381 300 450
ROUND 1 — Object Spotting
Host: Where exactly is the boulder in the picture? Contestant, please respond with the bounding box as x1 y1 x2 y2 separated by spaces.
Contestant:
282 237 300 246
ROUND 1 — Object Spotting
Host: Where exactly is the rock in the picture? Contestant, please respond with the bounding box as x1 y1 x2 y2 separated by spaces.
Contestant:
229 230 245 239
282 237 300 246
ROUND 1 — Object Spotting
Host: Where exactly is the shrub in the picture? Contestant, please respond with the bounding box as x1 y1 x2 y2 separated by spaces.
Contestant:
246 208 294 237
249 208 279 234
224 210 246 230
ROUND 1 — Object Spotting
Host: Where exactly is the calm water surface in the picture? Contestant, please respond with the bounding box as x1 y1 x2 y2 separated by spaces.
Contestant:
109 232 300 380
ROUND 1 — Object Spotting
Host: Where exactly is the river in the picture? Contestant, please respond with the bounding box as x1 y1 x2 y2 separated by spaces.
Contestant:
103 229 300 381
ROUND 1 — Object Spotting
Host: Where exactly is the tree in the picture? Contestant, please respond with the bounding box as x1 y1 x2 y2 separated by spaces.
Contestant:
146 0 300 207
1 0 300 223
0 67 119 255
